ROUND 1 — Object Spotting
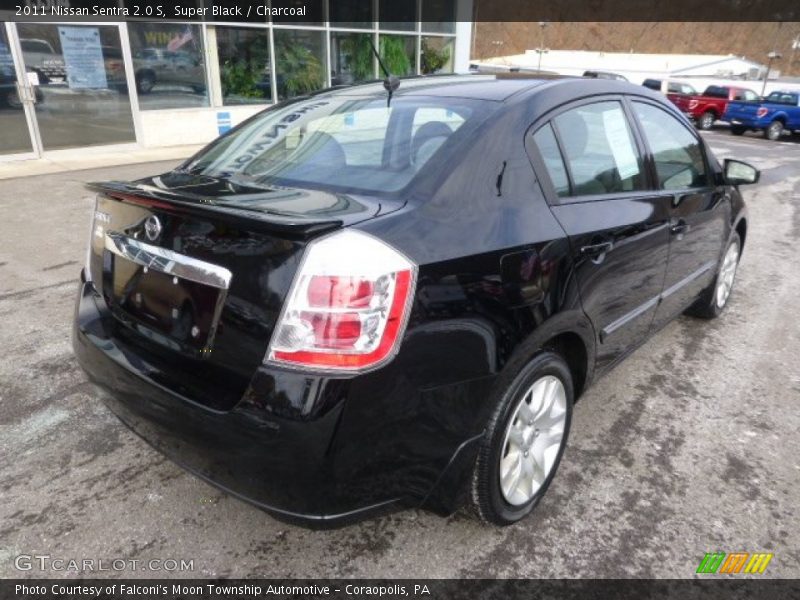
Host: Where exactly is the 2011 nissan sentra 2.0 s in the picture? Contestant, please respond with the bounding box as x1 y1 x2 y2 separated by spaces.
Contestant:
73 75 758 527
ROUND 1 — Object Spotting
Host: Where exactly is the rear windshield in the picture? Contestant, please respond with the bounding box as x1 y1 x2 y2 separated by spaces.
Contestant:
181 95 491 194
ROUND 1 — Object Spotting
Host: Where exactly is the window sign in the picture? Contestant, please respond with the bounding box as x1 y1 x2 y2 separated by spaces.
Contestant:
58 26 107 89
602 108 639 181
217 111 232 135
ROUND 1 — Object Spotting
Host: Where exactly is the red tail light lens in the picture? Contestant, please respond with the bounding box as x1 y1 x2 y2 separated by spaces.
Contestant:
307 275 375 308
266 230 416 372
756 107 769 118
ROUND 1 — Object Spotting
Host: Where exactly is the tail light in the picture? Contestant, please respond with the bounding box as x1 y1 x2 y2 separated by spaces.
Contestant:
266 230 417 373
688 99 699 109
756 107 769 118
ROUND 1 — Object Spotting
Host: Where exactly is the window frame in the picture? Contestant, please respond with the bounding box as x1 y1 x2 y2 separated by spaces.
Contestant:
525 94 654 206
626 97 713 194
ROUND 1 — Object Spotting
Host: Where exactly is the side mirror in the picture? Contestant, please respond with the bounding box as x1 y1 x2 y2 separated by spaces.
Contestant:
724 159 760 185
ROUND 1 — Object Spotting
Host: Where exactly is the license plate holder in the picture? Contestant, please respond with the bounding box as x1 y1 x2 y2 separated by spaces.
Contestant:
102 233 231 355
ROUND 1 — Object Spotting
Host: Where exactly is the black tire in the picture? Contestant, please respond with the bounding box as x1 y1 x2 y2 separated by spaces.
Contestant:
686 232 741 319
6 89 22 109
470 350 574 526
764 120 784 141
136 72 155 94
730 125 746 136
697 111 715 130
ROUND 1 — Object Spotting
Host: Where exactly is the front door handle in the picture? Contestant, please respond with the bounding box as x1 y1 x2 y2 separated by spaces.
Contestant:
580 241 614 261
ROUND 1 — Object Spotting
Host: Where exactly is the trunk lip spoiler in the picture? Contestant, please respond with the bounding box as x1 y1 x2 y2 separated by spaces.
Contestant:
87 180 344 236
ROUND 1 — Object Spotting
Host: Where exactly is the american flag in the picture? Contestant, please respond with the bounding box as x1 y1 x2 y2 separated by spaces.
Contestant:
167 27 193 52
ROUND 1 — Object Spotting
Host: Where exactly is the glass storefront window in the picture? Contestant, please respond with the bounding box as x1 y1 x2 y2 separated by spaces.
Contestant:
215 27 272 105
16 23 135 150
128 23 208 110
329 0 373 28
421 36 454 74
330 32 375 86
379 0 417 31
0 26 35 154
379 35 416 77
273 29 325 101
422 0 456 34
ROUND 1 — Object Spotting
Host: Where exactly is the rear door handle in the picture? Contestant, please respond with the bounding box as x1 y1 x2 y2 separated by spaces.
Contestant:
580 241 614 257
670 222 690 236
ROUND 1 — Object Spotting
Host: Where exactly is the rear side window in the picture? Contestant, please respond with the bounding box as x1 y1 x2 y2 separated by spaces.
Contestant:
703 86 729 99
532 123 569 197
632 102 708 190
551 101 644 197
765 91 799 106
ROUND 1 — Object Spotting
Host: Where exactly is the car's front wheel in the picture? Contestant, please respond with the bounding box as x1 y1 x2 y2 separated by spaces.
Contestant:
686 232 741 319
471 351 573 525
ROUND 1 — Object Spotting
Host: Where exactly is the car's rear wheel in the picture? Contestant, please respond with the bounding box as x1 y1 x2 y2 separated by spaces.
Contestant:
470 351 573 525
697 111 715 130
6 89 22 109
136 72 155 94
686 232 741 319
764 120 784 141
730 125 746 136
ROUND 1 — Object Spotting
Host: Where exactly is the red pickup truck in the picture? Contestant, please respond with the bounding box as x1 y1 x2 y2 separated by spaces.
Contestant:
669 85 760 130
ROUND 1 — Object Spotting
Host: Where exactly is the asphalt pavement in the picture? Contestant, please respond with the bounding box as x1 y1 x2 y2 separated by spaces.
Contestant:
1 130 798 578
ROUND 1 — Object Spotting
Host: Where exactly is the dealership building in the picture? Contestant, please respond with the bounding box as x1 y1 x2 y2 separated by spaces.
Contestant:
0 1 473 161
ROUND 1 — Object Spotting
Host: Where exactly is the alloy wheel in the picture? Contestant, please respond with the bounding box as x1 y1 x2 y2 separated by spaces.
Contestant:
766 122 783 141
499 375 567 506
715 242 739 308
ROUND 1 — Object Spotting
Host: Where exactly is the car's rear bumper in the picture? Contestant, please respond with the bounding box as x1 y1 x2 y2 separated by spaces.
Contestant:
72 274 486 527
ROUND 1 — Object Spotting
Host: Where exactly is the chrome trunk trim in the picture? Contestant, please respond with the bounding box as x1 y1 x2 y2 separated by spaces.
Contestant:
104 232 232 290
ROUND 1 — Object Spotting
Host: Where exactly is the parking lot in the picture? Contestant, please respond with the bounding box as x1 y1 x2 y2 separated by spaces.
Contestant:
1 130 798 579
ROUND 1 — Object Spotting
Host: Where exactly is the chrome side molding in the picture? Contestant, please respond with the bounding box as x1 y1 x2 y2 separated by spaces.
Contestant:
104 232 232 290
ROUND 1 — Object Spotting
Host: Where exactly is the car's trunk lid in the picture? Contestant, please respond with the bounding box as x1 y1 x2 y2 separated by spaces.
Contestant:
86 173 393 411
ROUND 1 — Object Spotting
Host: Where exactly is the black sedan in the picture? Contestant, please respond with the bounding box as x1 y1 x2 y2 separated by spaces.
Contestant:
73 75 757 527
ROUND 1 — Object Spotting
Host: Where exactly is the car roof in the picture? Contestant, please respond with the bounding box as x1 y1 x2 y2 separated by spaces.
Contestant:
316 75 673 117
329 74 559 102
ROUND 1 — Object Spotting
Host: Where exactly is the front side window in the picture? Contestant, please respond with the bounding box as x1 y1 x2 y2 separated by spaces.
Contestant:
182 96 487 194
632 102 708 190
733 89 759 102
551 101 644 197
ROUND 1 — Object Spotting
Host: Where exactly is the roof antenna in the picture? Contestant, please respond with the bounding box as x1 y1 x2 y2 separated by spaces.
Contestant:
368 38 400 107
